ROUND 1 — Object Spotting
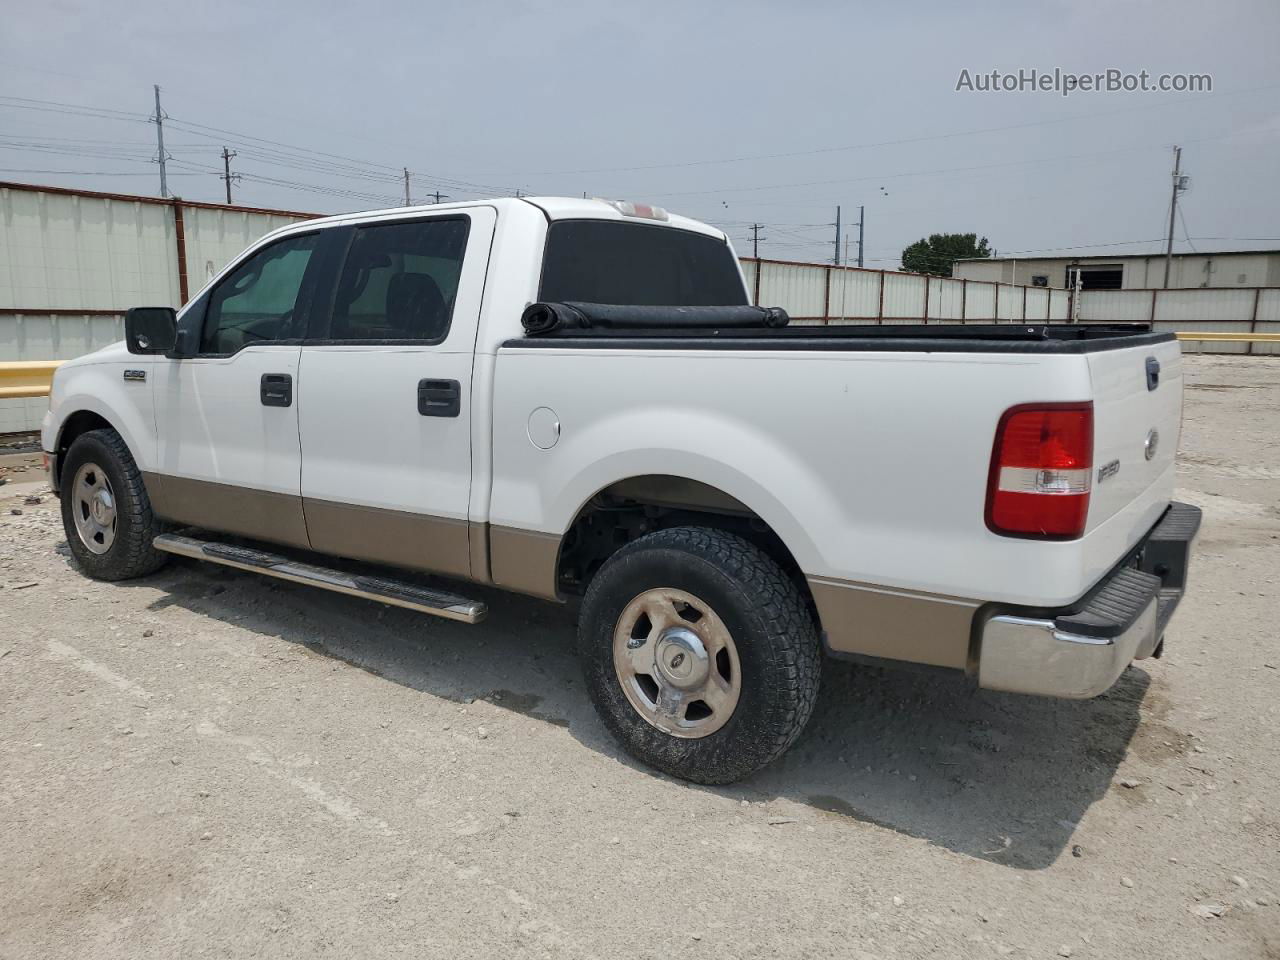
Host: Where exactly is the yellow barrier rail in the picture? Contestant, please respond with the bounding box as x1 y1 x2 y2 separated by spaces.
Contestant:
1176 332 1280 343
0 360 63 399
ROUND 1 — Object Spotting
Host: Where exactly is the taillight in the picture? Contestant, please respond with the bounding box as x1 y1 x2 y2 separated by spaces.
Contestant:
986 403 1093 539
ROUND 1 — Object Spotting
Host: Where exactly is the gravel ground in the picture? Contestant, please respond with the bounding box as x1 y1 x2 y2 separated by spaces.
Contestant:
1 354 1277 959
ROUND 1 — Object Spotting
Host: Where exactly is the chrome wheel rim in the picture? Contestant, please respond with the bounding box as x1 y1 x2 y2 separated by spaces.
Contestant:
71 461 117 555
612 588 741 739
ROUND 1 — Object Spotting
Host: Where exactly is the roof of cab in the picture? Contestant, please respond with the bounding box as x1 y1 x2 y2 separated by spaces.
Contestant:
274 196 726 243
519 197 727 241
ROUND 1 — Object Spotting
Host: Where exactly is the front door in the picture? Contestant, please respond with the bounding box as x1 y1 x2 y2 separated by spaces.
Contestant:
296 207 496 579
151 230 324 547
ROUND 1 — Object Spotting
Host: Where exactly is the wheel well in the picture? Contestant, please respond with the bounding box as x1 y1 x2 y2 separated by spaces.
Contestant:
556 475 812 609
55 411 115 483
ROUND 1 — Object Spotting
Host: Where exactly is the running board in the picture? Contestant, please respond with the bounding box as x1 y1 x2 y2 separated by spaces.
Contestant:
152 533 486 624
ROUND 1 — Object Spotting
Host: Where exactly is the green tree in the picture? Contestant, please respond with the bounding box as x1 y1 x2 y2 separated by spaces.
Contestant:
900 233 991 277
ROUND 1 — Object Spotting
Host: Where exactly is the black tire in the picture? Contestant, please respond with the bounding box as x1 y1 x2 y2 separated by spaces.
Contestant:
579 526 820 784
59 428 168 581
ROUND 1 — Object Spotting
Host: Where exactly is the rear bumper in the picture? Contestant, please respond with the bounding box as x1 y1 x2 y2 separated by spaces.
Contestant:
977 502 1201 699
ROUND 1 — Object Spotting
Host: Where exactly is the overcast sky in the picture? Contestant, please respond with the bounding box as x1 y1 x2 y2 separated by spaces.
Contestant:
3 0 1278 268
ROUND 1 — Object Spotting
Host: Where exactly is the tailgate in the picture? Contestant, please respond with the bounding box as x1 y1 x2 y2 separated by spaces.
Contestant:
1085 338 1183 536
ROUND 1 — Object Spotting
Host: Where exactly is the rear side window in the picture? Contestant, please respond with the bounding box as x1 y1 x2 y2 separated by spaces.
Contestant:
540 220 747 306
329 217 469 342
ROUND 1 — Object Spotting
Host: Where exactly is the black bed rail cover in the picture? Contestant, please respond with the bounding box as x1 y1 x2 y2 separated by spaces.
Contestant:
502 321 1171 355
521 301 790 335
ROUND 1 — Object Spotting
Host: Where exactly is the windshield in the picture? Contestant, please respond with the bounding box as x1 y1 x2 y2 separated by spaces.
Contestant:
540 219 747 307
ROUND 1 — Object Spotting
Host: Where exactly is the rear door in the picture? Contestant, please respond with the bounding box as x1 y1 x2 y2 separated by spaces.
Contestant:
296 208 496 579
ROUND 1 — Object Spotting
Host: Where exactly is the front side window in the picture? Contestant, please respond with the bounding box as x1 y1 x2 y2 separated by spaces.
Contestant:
540 220 747 306
329 218 469 342
202 232 319 353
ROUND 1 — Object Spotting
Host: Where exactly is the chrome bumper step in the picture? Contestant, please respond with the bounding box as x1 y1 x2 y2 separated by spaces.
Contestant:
153 533 486 624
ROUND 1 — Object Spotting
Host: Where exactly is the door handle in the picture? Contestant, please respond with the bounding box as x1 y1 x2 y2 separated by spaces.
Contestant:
417 378 461 418
1145 356 1160 392
260 373 293 407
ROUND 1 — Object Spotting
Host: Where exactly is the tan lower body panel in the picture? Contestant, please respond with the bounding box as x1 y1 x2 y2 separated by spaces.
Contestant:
142 473 474 579
488 525 562 601
807 576 979 669
142 472 310 550
303 498 472 580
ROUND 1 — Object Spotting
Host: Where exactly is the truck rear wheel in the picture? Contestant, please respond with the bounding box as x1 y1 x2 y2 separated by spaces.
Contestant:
578 526 820 784
59 428 168 581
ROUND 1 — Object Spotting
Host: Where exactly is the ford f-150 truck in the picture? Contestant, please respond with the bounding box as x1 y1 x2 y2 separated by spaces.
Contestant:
41 197 1199 783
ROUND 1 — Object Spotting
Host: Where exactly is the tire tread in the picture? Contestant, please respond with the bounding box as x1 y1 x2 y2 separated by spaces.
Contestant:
61 428 167 581
580 525 820 783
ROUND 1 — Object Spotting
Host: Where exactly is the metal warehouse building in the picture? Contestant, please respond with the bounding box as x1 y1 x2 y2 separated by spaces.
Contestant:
954 250 1280 290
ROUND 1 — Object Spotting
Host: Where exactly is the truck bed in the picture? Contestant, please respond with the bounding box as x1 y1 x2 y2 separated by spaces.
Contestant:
503 322 1173 355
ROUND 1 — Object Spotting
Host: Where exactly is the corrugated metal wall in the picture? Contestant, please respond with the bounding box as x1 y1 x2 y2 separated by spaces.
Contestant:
0 311 125 432
1 182 1273 433
1075 287 1278 355
1255 289 1280 356
0 183 313 431
184 206 310 290
0 188 180 309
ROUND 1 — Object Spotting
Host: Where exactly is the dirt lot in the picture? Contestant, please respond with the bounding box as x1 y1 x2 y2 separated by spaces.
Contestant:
1 354 1277 959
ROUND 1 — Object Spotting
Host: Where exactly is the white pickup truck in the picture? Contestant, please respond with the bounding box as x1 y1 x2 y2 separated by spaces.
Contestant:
42 197 1199 783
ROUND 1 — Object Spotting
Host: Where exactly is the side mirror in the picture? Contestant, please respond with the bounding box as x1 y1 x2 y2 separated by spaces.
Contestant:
125 307 177 355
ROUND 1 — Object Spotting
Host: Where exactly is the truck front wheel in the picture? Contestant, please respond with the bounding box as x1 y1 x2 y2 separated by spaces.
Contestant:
59 428 168 582
578 526 820 784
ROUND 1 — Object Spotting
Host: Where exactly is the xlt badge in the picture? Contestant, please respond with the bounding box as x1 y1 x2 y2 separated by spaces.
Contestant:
1097 459 1120 483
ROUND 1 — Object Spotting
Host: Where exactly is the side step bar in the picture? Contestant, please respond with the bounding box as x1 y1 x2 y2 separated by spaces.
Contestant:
153 533 486 624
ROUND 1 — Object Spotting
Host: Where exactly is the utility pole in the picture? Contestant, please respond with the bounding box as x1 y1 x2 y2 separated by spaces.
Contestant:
151 84 170 198
220 147 240 204
1162 145 1186 289
857 204 865 268
833 205 841 265
748 223 765 259
1070 262 1083 323
427 190 449 204
403 168 411 206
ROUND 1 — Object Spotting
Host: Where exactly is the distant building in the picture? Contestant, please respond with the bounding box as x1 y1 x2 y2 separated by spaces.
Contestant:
953 250 1280 290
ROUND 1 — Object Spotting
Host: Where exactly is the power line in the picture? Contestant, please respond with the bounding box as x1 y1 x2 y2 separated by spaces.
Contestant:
642 142 1184 200
0 168 203 176
524 81 1280 176
0 93 521 198
163 115 526 197
0 94 149 119
165 158 400 206
1177 204 1197 254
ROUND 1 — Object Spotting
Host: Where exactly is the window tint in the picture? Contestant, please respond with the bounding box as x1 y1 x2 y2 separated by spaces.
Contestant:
329 218 469 342
202 233 318 353
540 220 747 306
